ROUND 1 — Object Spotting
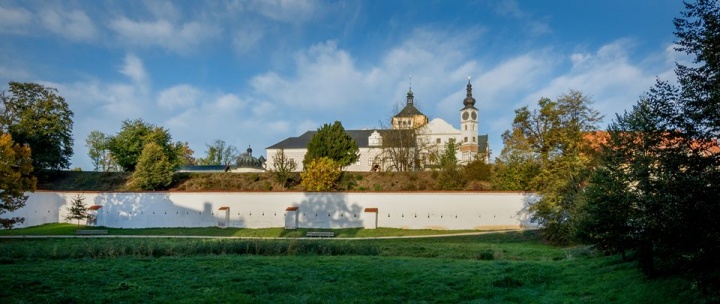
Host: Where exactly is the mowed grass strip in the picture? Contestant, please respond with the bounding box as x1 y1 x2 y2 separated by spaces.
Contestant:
0 223 508 238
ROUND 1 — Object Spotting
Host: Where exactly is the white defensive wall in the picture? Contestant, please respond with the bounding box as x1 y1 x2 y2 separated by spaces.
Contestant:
5 191 539 230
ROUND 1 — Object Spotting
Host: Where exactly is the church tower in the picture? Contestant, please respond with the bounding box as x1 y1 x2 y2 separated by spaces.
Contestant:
392 79 428 129
459 77 479 162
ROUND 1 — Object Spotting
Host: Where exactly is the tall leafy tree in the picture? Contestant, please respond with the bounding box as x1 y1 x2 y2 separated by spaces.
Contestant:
435 139 465 190
0 133 37 228
495 90 602 242
0 82 74 171
106 119 183 171
492 128 541 191
132 142 174 191
85 130 120 171
196 140 238 166
174 141 196 166
303 121 359 168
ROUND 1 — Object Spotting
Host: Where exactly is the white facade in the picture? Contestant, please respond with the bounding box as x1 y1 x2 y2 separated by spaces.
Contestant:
265 80 488 172
6 191 539 230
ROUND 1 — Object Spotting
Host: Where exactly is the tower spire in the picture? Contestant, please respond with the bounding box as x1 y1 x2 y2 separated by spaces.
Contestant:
463 76 476 109
406 74 414 105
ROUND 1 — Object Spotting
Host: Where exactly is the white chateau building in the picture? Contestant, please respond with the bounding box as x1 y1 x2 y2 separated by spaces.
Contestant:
265 79 489 172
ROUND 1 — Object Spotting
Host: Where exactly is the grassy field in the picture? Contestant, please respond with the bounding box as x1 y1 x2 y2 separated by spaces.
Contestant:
0 226 706 303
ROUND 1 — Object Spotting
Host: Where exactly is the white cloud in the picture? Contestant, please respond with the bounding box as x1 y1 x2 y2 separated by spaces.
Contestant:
0 6 32 34
522 39 673 125
145 1 181 22
233 26 264 54
158 85 200 109
493 0 551 36
244 0 319 23
39 8 96 41
120 54 149 86
252 101 276 116
251 40 366 111
108 17 220 53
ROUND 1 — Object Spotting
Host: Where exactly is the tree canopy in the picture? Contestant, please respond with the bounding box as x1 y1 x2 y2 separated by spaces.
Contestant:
196 140 239 166
303 121 359 168
132 142 174 190
300 157 341 192
494 90 602 242
0 133 37 228
580 0 720 289
0 82 74 171
105 119 185 171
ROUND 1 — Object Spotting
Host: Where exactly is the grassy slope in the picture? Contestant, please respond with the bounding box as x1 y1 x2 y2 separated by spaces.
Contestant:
0 227 705 303
37 170 492 192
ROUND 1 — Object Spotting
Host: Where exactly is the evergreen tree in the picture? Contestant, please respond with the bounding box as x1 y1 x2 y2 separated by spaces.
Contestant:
65 194 88 226
303 121 359 168
583 1 720 289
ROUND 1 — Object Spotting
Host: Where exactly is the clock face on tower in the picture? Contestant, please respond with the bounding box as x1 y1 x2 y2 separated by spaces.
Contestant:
462 111 469 120
471 112 477 120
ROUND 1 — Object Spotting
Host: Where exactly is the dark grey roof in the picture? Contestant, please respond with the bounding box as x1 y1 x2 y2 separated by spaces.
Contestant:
176 165 228 172
478 134 489 152
267 129 380 149
394 104 425 117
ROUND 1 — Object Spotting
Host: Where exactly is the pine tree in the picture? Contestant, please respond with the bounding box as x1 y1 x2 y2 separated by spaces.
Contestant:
65 194 88 227
303 121 359 168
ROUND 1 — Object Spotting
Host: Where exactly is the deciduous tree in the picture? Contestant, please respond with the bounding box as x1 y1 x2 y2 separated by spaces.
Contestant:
0 82 74 171
435 139 465 190
270 149 297 190
196 140 238 166
132 142 173 190
85 130 121 171
496 90 602 242
107 119 184 171
0 133 36 228
300 157 341 192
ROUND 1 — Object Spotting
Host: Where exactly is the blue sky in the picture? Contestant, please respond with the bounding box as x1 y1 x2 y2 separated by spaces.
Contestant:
0 0 688 170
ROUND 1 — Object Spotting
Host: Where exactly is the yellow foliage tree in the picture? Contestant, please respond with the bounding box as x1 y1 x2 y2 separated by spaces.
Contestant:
0 133 37 228
300 157 341 192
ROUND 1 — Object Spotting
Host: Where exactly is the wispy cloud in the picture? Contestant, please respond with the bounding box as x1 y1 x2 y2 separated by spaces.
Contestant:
0 5 32 34
158 84 200 109
493 0 551 35
39 8 96 41
242 0 320 23
108 17 220 54
120 54 149 89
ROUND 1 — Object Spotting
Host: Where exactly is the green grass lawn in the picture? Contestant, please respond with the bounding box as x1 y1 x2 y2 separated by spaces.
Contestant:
0 226 707 303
